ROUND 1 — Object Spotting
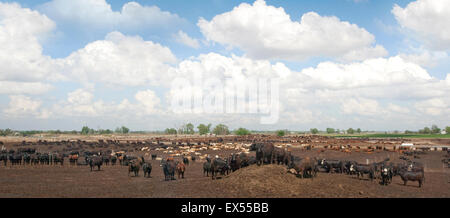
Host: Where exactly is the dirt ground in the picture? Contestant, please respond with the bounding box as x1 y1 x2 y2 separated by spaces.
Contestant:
0 145 448 198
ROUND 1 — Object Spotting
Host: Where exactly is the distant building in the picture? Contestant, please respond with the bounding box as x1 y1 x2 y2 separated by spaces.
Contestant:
399 143 414 150
441 130 447 134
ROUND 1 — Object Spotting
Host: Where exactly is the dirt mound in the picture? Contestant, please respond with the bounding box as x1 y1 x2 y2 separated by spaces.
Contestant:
214 165 321 198
212 164 389 198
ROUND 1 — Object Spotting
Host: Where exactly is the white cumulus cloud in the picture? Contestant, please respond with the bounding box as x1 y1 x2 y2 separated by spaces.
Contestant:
198 0 386 61
58 31 177 86
393 0 450 50
0 2 61 95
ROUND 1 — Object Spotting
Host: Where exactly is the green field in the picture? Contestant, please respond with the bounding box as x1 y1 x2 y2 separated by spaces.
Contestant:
332 133 450 139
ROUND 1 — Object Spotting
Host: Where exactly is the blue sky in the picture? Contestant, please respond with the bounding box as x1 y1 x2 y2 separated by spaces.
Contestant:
0 0 449 131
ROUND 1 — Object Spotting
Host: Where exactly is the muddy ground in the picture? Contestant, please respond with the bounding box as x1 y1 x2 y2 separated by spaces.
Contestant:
0 147 448 198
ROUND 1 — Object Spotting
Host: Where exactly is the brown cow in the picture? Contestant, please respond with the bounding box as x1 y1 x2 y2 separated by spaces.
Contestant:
176 162 186 179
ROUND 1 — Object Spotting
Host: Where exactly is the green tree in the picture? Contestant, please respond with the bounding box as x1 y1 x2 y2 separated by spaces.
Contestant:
276 130 287 137
431 124 440 134
310 128 319 134
165 128 177 135
197 124 212 135
186 123 195 134
114 126 130 134
212 124 230 135
235 128 251 136
356 128 361 133
326 128 335 134
121 126 130 134
445 126 450 134
347 128 355 134
81 126 90 135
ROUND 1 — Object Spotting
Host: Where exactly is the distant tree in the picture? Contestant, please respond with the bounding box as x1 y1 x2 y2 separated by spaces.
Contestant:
445 126 450 134
421 127 431 134
81 126 90 135
98 129 112 134
356 128 361 133
326 128 335 134
235 128 251 136
405 130 414 134
212 124 230 135
115 126 130 134
347 128 355 134
165 128 177 135
431 124 440 134
277 130 287 137
185 123 195 134
310 128 319 134
197 124 212 135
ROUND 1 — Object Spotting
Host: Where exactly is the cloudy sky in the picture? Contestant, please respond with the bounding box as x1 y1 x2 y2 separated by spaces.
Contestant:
0 0 449 131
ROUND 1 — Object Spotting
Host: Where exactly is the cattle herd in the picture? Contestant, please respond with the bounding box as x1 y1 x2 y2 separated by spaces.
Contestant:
0 135 448 194
198 141 428 187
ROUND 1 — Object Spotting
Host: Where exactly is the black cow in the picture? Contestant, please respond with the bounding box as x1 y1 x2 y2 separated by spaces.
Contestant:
0 153 7 166
380 166 393 185
88 156 103 171
399 170 424 187
343 160 358 175
161 159 176 181
273 148 290 165
183 157 189 166
211 158 229 180
229 153 241 172
111 156 117 165
203 158 212 177
350 164 375 181
320 159 344 173
255 143 275 166
52 154 64 166
102 155 110 165
142 162 152 178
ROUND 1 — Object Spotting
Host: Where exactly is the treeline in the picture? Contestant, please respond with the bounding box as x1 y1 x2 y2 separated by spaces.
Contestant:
0 129 78 137
309 128 362 134
164 123 252 136
80 126 130 135
406 125 449 134
0 126 132 136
